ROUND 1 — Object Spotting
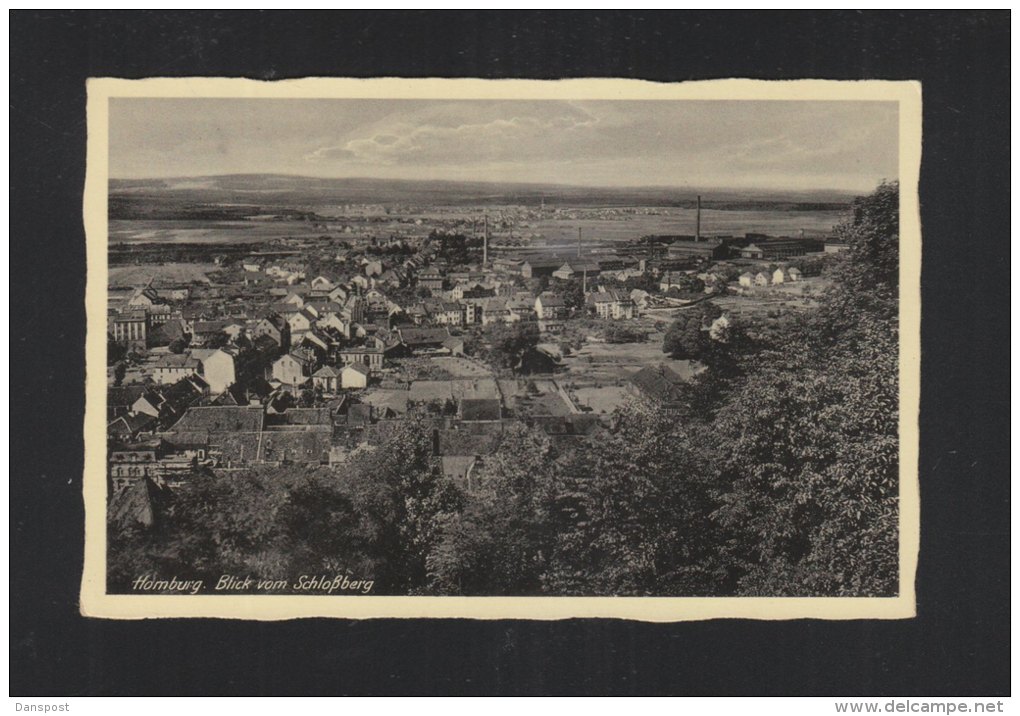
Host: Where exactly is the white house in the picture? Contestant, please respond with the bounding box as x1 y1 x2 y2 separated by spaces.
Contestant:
311 365 342 394
191 348 236 394
341 362 370 389
286 309 315 337
272 351 315 387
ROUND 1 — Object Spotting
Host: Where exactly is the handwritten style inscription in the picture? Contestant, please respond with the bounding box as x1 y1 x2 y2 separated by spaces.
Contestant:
130 574 375 595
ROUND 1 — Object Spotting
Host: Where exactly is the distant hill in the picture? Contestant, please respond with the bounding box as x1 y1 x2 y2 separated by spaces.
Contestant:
109 174 855 215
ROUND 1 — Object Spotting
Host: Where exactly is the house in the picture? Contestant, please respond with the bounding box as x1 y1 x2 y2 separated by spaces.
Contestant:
738 272 755 288
189 320 229 347
285 308 315 337
772 267 789 285
146 318 186 348
163 406 265 468
338 345 385 370
629 289 651 313
191 347 237 394
436 302 464 326
341 362 371 390
418 267 444 291
252 314 290 348
111 311 149 348
628 363 688 414
659 271 699 293
108 385 147 420
272 350 316 387
151 353 201 385
493 257 522 274
552 260 600 281
520 258 563 279
282 290 307 307
107 412 158 440
154 286 190 302
108 439 197 493
146 303 172 326
481 298 511 325
787 267 802 282
311 365 342 394
310 275 334 291
328 285 349 304
534 292 567 320
442 336 466 356
396 327 452 355
754 272 770 287
127 287 160 308
405 303 429 325
587 289 635 320
507 297 537 323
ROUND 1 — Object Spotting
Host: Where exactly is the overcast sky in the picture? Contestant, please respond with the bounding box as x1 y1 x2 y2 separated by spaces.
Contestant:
109 98 898 192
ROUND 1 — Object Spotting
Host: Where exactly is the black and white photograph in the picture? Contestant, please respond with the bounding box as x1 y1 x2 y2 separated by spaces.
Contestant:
81 78 920 620
11 9 1009 700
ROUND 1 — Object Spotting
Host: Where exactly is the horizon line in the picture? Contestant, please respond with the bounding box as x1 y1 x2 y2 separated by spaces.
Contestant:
108 171 873 197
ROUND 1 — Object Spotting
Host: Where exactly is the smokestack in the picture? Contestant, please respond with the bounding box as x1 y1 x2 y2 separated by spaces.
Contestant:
577 226 582 257
483 214 489 265
695 195 702 242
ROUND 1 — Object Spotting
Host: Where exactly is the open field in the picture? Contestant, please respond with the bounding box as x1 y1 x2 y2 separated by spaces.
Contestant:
560 338 702 386
430 356 493 378
108 262 218 287
109 219 336 245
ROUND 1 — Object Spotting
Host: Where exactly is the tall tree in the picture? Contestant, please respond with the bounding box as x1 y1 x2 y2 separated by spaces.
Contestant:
710 181 900 596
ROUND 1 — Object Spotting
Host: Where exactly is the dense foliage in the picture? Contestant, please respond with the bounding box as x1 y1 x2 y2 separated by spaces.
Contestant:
110 183 900 597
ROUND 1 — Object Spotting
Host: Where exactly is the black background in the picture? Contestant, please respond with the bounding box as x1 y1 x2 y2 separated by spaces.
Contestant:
10 11 1010 696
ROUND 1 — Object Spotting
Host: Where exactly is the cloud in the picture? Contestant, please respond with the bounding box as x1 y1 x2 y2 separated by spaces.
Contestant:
305 108 600 166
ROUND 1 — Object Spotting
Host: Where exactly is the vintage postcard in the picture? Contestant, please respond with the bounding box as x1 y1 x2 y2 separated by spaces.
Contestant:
81 77 921 620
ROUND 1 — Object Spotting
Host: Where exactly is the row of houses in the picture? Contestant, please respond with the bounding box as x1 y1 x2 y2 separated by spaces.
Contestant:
738 266 803 288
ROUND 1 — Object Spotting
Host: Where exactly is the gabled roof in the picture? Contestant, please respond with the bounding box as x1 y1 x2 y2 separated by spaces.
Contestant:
167 406 265 433
108 412 157 435
629 364 688 403
312 365 343 378
152 354 201 370
108 385 146 407
536 292 566 307
397 327 451 346
344 362 371 376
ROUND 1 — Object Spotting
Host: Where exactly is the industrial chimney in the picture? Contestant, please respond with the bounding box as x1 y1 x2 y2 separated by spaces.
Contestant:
483 214 489 265
695 195 702 242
